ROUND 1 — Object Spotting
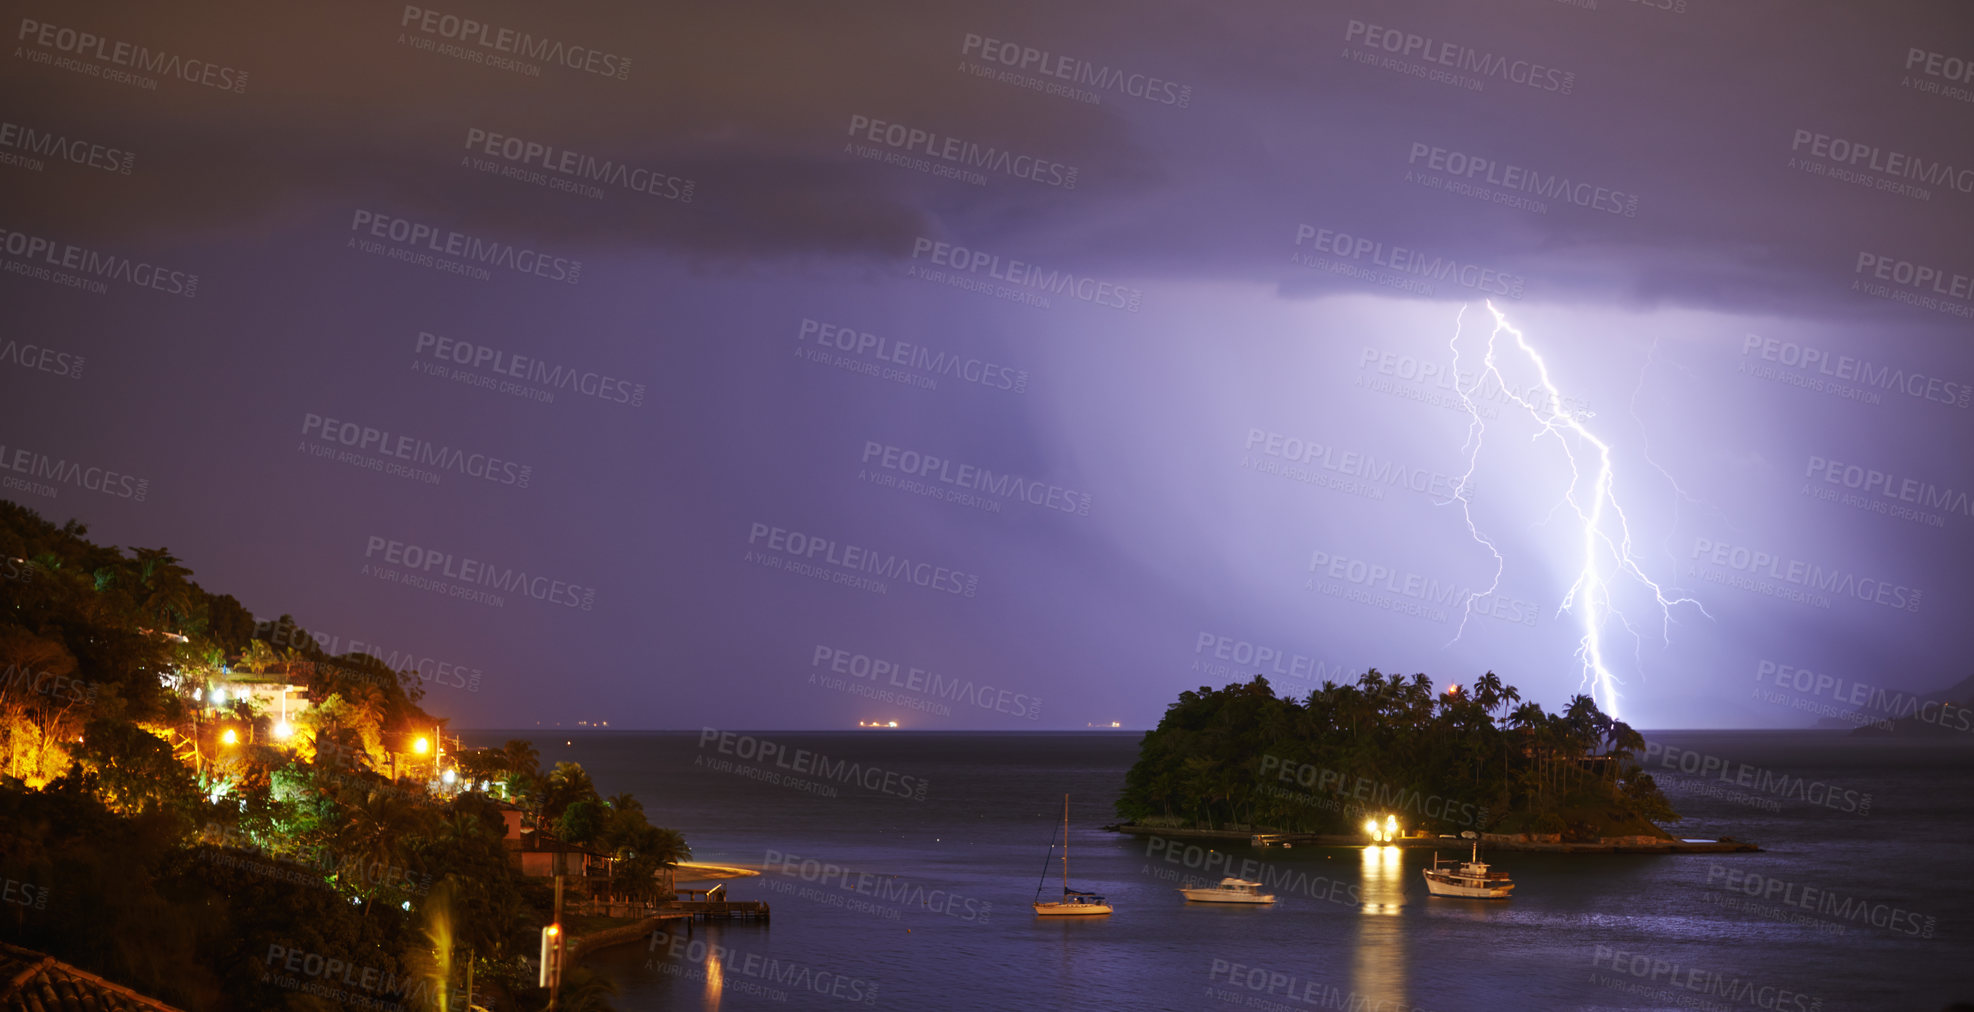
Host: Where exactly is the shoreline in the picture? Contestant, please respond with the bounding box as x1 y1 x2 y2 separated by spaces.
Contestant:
673 861 761 881
1108 824 1761 853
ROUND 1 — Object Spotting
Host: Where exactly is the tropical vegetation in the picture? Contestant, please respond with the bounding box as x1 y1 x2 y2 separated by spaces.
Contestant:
0 500 683 1010
1116 671 1677 840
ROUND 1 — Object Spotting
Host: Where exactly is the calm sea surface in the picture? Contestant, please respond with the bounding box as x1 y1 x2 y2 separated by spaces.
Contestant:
459 730 1974 1011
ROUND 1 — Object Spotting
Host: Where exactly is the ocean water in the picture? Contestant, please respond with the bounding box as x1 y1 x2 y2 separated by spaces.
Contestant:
463 730 1974 1011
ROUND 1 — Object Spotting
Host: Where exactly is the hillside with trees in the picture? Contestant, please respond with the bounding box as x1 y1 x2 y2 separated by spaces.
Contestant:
0 501 682 1011
1116 672 1677 841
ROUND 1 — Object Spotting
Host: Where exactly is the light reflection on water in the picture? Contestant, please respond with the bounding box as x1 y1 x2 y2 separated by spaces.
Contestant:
529 730 1974 1010
1355 845 1409 1009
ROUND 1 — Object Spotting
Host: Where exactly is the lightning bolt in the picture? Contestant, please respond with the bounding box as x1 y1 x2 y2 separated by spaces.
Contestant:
1444 301 1708 720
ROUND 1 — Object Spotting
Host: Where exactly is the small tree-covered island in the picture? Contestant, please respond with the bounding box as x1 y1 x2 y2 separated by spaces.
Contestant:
0 502 682 1011
1116 672 1730 849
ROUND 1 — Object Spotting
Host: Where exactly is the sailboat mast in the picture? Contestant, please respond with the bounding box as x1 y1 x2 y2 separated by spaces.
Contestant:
1061 794 1069 891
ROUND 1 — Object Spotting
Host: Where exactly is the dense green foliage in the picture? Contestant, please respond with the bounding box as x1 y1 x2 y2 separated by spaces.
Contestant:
1117 672 1676 841
0 501 686 1010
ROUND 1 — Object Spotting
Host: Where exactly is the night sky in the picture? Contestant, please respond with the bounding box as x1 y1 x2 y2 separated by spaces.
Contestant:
5 0 1972 730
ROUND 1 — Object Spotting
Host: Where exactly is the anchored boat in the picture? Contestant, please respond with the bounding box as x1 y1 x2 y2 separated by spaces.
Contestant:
1033 795 1112 916
1422 832 1514 899
1179 877 1275 904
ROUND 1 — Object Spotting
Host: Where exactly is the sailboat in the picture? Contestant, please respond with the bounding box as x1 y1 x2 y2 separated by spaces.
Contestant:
1422 831 1514 899
1033 795 1112 916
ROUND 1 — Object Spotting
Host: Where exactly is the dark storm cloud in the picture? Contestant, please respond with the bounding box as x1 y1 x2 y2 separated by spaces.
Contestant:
16 0 1965 325
5 0 1972 730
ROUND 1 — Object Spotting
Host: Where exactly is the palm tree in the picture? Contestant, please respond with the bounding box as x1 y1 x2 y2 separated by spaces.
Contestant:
606 792 643 819
333 785 438 914
237 639 278 675
1506 701 1550 810
498 739 540 802
130 547 195 633
539 761 597 829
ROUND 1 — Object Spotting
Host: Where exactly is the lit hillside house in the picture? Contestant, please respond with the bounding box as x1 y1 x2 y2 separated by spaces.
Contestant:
512 839 616 879
496 801 614 878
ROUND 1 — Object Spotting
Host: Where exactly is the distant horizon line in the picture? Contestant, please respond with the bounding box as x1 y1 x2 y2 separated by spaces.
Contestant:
451 725 1852 734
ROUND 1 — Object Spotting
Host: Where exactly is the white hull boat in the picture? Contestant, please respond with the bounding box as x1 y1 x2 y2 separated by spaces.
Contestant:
1179 877 1275 904
1422 837 1513 899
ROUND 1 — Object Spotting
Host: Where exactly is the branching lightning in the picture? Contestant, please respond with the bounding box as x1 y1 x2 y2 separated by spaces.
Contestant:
1444 301 1707 720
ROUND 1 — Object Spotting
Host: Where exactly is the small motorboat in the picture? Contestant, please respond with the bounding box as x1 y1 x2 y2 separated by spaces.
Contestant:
1179 877 1276 904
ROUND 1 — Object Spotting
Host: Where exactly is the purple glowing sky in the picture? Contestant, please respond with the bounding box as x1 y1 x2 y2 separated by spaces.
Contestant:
5 0 1972 729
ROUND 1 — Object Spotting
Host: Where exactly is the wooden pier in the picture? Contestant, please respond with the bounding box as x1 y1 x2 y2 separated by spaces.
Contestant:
673 884 770 922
